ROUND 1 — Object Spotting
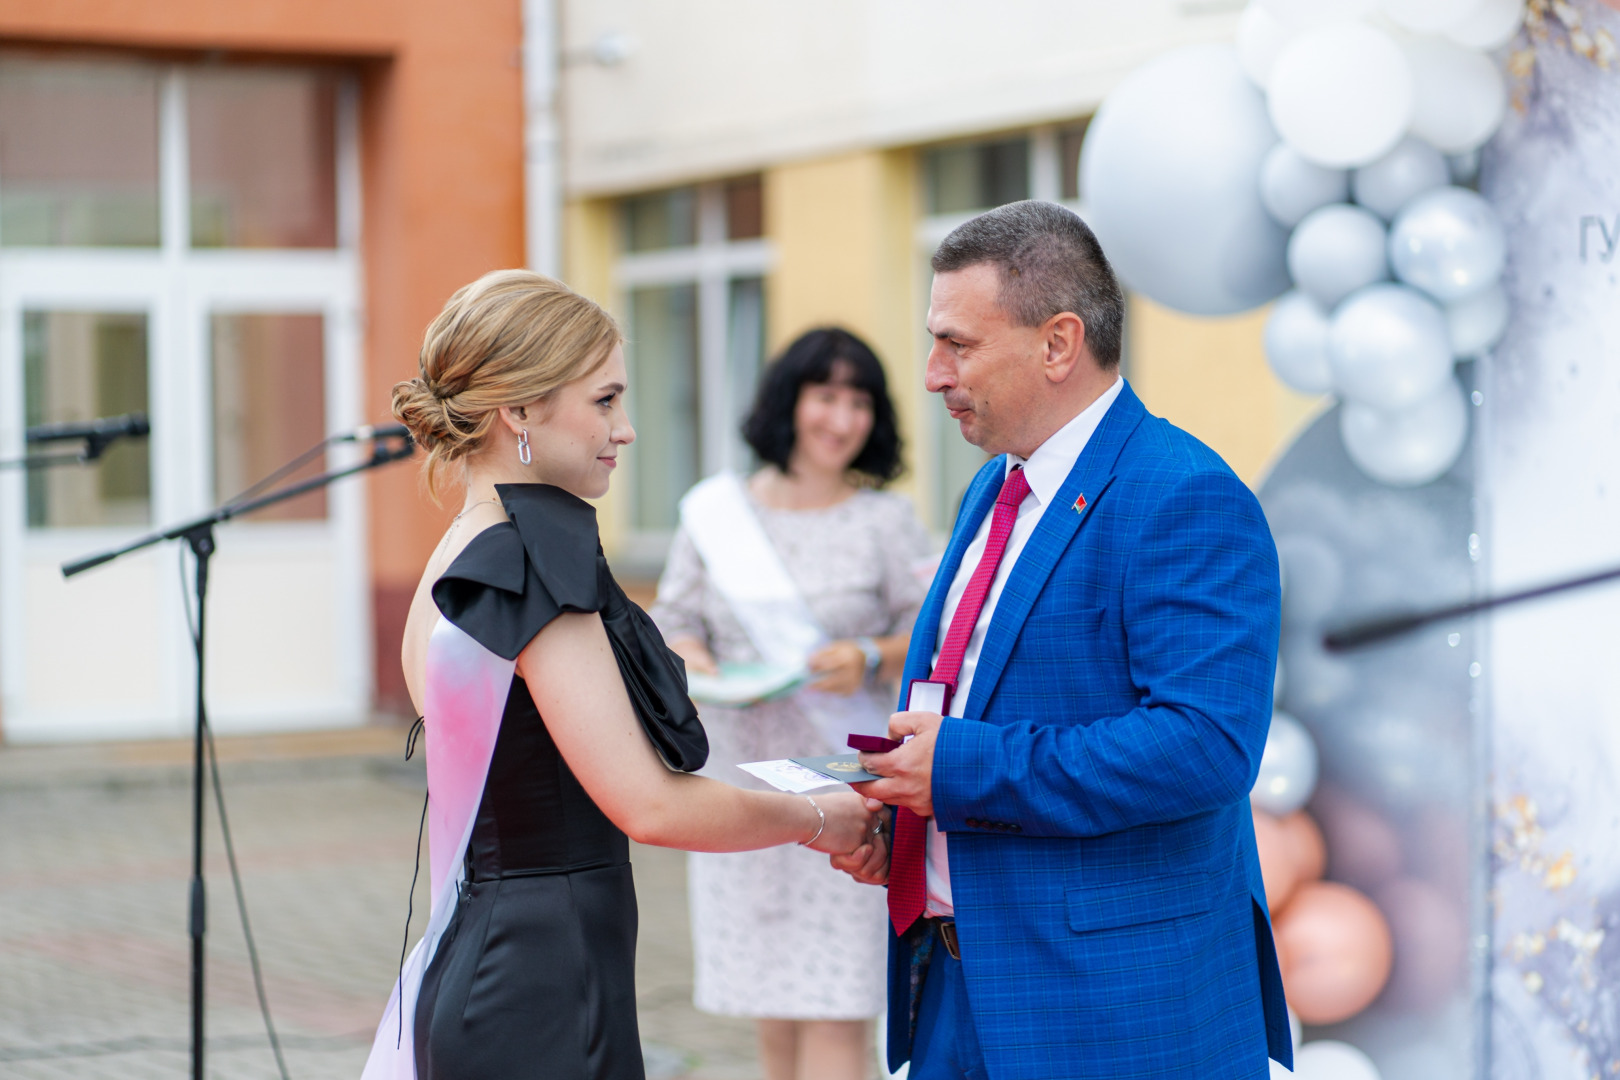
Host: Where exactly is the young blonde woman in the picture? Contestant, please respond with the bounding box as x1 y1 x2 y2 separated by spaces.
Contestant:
364 271 880 1080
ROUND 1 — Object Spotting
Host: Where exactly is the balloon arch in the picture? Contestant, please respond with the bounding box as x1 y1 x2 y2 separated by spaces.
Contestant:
1078 2 1617 1078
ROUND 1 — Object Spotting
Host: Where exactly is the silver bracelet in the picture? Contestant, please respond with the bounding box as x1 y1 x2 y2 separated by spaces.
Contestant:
799 794 826 847
854 636 883 673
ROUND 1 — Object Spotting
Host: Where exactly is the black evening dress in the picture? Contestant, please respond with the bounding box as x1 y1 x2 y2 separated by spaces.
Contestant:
413 483 707 1080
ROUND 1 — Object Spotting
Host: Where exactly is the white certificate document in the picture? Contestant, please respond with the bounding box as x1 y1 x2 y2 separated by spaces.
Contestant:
737 758 843 793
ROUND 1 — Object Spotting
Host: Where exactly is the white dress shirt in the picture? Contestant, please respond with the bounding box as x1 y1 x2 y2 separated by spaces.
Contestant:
924 376 1124 917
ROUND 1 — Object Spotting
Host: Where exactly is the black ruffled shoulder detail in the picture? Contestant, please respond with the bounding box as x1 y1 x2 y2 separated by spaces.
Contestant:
497 483 603 612
597 583 708 772
432 483 707 772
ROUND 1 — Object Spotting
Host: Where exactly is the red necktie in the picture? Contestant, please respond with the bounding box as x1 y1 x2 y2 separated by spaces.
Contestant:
888 466 1031 935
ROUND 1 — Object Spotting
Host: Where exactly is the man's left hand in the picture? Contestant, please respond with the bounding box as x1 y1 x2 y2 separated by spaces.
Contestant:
851 710 942 818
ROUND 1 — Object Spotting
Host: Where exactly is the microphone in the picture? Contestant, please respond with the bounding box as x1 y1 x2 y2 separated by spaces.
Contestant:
25 413 150 462
26 412 150 445
337 424 410 442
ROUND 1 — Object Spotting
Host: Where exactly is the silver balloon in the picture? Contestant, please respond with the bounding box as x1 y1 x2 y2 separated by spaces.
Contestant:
1261 143 1350 227
1340 376 1469 487
1082 44 1290 315
1445 283 1509 357
1327 283 1454 411
1351 136 1449 221
1389 186 1507 302
1265 290 1335 394
1288 204 1389 309
1251 710 1319 815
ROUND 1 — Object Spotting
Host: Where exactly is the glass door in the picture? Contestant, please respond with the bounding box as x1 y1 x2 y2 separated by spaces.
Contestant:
184 279 368 733
0 285 183 739
0 53 366 742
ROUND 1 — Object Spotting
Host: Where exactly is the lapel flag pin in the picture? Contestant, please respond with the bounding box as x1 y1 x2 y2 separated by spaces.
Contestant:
1073 494 1087 515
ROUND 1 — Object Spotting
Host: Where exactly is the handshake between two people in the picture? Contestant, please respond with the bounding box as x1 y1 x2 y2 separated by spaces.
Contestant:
820 709 943 887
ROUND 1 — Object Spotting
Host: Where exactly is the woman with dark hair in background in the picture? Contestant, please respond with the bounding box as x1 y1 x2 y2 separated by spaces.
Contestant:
652 327 932 1080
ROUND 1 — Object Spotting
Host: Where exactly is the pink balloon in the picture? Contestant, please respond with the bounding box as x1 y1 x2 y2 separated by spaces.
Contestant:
1254 810 1301 913
1280 810 1327 884
1274 881 1393 1025
1311 784 1402 893
1374 878 1468 1013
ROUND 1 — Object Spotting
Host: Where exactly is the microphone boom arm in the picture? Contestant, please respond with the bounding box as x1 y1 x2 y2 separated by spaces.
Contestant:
1323 562 1620 651
63 434 415 578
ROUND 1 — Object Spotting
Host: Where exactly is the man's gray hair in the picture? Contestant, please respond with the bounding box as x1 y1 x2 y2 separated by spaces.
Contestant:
931 200 1125 370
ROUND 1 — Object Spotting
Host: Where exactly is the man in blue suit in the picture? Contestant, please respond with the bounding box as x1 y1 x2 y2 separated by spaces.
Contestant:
837 201 1291 1079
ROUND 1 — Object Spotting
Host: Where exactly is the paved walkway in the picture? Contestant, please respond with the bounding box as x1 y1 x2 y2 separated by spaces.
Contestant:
0 727 789 1080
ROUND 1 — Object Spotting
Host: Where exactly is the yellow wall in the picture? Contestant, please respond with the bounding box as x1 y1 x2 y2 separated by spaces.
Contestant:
561 196 629 546
763 150 924 508
1126 296 1324 487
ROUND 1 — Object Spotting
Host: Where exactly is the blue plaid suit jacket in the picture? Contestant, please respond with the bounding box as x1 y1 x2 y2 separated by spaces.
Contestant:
887 382 1290 1080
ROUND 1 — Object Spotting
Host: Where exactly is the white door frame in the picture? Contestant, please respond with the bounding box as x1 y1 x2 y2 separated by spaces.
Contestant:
0 63 369 741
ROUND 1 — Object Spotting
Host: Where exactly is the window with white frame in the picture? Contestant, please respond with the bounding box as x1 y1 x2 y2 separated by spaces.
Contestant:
614 176 770 571
914 120 1101 531
0 52 369 738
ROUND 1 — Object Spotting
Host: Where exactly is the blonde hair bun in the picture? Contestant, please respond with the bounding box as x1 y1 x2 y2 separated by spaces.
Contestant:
393 270 621 499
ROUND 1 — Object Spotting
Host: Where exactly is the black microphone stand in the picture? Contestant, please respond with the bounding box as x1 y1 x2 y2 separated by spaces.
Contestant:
61 432 415 1080
1323 562 1620 651
0 416 149 470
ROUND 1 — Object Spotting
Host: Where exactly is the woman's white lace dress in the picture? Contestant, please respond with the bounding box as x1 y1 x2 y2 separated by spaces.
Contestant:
650 488 931 1019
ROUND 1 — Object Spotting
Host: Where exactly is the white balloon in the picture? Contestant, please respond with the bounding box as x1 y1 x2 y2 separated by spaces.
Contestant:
1446 282 1509 356
1266 291 1336 393
1293 1039 1382 1080
1258 0 1380 25
1327 283 1454 410
1269 22 1415 168
1445 0 1525 48
1290 204 1390 309
1082 45 1291 315
1340 376 1469 487
1407 37 1509 154
1381 0 1484 33
1389 186 1507 301
1252 711 1319 815
1261 143 1350 226
1351 136 1450 220
1238 2 1297 87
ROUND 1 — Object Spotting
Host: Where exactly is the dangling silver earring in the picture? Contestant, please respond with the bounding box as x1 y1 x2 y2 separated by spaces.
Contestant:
517 429 532 466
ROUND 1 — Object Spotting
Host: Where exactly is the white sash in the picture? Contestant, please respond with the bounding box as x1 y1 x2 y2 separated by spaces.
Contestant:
679 473 888 748
363 618 514 1080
